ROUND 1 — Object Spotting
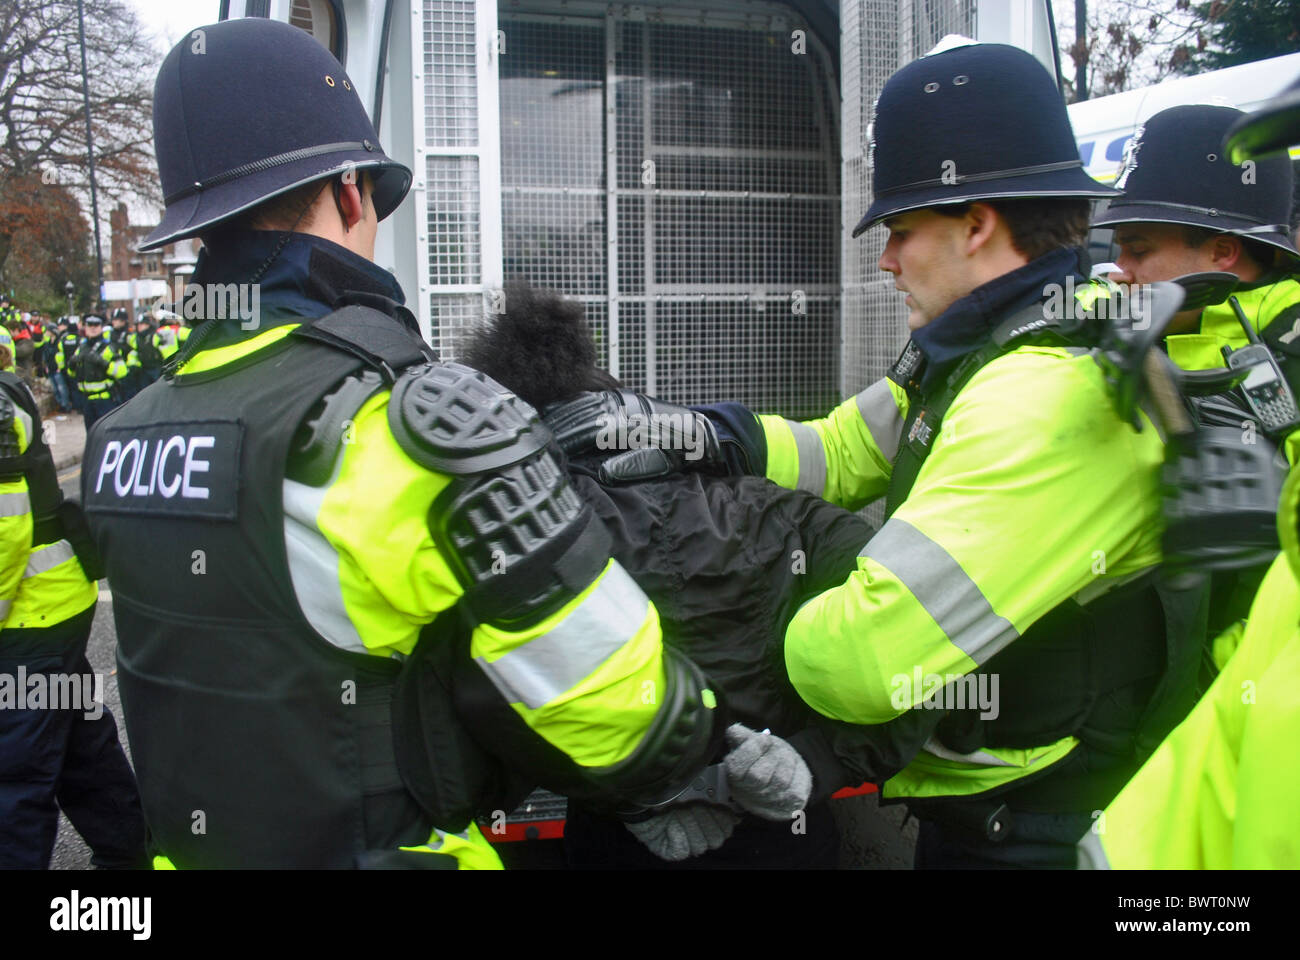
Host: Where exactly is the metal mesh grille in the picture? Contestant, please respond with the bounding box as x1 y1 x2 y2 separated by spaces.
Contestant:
422 0 478 147
425 155 481 285
840 0 977 404
428 292 484 359
495 5 840 420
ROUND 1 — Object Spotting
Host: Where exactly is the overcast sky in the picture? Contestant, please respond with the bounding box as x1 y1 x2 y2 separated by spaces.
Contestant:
128 0 223 55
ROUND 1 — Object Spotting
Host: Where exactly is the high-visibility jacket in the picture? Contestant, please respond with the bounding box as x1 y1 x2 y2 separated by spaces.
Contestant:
1165 275 1300 373
83 230 720 869
130 326 164 371
0 373 98 635
1166 276 1300 663
1079 464 1300 869
153 323 189 361
54 332 81 373
743 250 1181 806
69 335 128 400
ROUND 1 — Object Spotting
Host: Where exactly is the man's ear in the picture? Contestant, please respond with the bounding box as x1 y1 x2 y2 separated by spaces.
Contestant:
963 202 1001 255
1207 234 1246 273
335 177 367 232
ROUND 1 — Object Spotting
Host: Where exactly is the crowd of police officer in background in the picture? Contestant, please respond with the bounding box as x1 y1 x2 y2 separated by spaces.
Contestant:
0 298 190 428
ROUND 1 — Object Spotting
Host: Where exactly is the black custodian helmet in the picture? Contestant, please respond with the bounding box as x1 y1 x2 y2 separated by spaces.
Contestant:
139 18 412 253
855 39 1116 236
1095 104 1299 265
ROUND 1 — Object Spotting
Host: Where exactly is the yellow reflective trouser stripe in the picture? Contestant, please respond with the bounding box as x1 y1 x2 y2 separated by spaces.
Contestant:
860 518 1019 666
0 491 30 517
475 561 649 710
152 856 176 870
854 379 903 463
759 414 800 490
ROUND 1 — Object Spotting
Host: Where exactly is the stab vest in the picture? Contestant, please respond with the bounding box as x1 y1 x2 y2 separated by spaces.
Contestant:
82 307 518 868
883 306 1206 805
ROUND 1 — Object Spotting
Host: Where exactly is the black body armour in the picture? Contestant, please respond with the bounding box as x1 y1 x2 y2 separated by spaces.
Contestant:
883 311 1206 812
81 310 518 868
135 326 164 370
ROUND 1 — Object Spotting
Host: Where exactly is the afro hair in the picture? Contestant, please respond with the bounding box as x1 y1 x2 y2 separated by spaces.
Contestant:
457 279 620 410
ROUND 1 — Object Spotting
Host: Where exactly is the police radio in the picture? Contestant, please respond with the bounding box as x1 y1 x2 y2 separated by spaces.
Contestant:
1221 295 1300 439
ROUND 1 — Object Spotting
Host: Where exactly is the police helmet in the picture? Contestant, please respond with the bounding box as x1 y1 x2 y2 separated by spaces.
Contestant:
854 39 1116 236
1226 75 1300 164
1095 104 1299 265
139 18 412 253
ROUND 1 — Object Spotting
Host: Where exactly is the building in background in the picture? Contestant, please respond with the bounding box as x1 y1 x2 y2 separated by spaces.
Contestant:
106 202 197 314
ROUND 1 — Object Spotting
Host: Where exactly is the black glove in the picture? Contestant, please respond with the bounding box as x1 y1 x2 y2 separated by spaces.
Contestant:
543 390 726 481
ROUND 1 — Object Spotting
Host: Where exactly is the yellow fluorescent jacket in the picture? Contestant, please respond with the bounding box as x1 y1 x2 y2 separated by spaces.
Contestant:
759 343 1166 795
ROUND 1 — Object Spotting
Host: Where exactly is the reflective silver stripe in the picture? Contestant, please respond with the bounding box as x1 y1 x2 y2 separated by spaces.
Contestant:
475 561 650 710
0 491 30 517
1076 828 1112 870
855 379 903 462
921 736 1015 767
860 518 1018 665
0 598 11 620
23 539 75 578
283 476 367 654
785 419 827 497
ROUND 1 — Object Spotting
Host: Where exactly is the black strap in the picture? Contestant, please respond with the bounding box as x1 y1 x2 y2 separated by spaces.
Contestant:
291 304 437 382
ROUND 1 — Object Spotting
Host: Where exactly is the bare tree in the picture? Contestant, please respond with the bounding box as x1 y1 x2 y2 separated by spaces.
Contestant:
0 0 156 289
1056 0 1204 102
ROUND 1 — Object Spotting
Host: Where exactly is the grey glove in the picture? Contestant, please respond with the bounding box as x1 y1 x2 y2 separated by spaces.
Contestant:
624 805 739 862
723 723 812 821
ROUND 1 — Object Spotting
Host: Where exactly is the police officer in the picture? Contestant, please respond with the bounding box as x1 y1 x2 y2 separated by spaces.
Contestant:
68 315 127 428
53 317 83 414
78 18 794 870
0 361 147 868
1097 105 1300 660
1079 77 1300 872
1098 105 1300 372
0 296 18 332
108 308 140 400
130 313 164 387
620 39 1200 867
150 307 188 364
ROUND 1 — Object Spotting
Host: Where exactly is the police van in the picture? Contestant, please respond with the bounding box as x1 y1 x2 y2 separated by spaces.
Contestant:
1068 52 1300 272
